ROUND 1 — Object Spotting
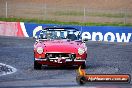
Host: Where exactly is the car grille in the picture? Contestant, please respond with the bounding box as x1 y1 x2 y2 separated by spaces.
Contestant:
46 53 76 59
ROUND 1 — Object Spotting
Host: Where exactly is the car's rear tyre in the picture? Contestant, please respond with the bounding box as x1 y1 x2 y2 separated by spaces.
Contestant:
34 61 42 70
81 62 86 69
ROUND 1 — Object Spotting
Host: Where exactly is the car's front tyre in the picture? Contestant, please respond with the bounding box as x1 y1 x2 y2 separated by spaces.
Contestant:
81 62 86 69
34 61 42 70
76 76 86 85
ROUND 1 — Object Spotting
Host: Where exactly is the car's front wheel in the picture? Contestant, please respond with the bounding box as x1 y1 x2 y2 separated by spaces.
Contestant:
81 62 86 69
76 76 86 85
34 61 42 70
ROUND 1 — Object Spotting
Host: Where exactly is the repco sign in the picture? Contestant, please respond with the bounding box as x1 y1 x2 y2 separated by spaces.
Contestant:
19 22 132 42
82 32 132 42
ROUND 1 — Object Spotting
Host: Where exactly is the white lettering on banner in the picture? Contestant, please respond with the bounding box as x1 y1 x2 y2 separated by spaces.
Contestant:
104 32 115 42
33 26 42 38
81 32 91 40
92 32 103 41
82 32 132 42
116 33 132 42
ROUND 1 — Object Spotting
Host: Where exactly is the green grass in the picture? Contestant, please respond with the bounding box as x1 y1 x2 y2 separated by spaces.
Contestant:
54 11 132 18
0 17 132 26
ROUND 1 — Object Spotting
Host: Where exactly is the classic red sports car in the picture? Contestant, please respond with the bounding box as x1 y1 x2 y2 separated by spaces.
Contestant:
34 27 87 69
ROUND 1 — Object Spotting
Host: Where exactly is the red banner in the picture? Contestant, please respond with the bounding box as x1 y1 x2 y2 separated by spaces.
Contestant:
0 21 24 37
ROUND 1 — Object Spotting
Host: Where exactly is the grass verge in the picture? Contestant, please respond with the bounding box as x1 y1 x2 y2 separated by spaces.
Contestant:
0 17 132 26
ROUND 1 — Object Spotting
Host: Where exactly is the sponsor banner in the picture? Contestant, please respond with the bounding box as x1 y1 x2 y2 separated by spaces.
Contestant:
0 22 132 42
23 22 132 42
81 26 132 42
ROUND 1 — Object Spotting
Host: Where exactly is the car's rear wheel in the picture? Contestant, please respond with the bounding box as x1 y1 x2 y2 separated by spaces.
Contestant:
34 61 42 70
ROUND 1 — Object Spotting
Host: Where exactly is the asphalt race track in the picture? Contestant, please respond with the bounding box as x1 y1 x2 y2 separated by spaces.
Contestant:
0 36 132 88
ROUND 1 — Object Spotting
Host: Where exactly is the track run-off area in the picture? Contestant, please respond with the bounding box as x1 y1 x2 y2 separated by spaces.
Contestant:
0 36 132 88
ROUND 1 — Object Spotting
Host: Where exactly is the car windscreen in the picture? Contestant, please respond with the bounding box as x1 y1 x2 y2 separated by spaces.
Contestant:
39 28 80 40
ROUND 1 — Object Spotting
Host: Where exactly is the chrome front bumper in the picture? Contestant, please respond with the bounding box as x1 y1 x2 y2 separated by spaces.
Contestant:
35 58 86 62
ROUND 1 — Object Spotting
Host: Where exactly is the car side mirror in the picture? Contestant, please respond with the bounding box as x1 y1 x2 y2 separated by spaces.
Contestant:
33 36 38 39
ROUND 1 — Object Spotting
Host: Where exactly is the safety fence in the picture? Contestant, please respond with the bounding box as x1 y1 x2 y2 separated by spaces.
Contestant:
0 0 132 24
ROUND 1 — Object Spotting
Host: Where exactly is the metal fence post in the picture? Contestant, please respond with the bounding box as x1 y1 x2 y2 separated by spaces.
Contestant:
44 4 47 20
5 1 8 18
83 8 86 22
124 9 127 24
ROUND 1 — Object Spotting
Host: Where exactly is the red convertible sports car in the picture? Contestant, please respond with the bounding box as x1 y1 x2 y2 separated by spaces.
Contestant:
34 27 87 69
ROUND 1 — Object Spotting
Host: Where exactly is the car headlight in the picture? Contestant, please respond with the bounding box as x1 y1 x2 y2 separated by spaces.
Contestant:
37 47 43 54
78 48 85 55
